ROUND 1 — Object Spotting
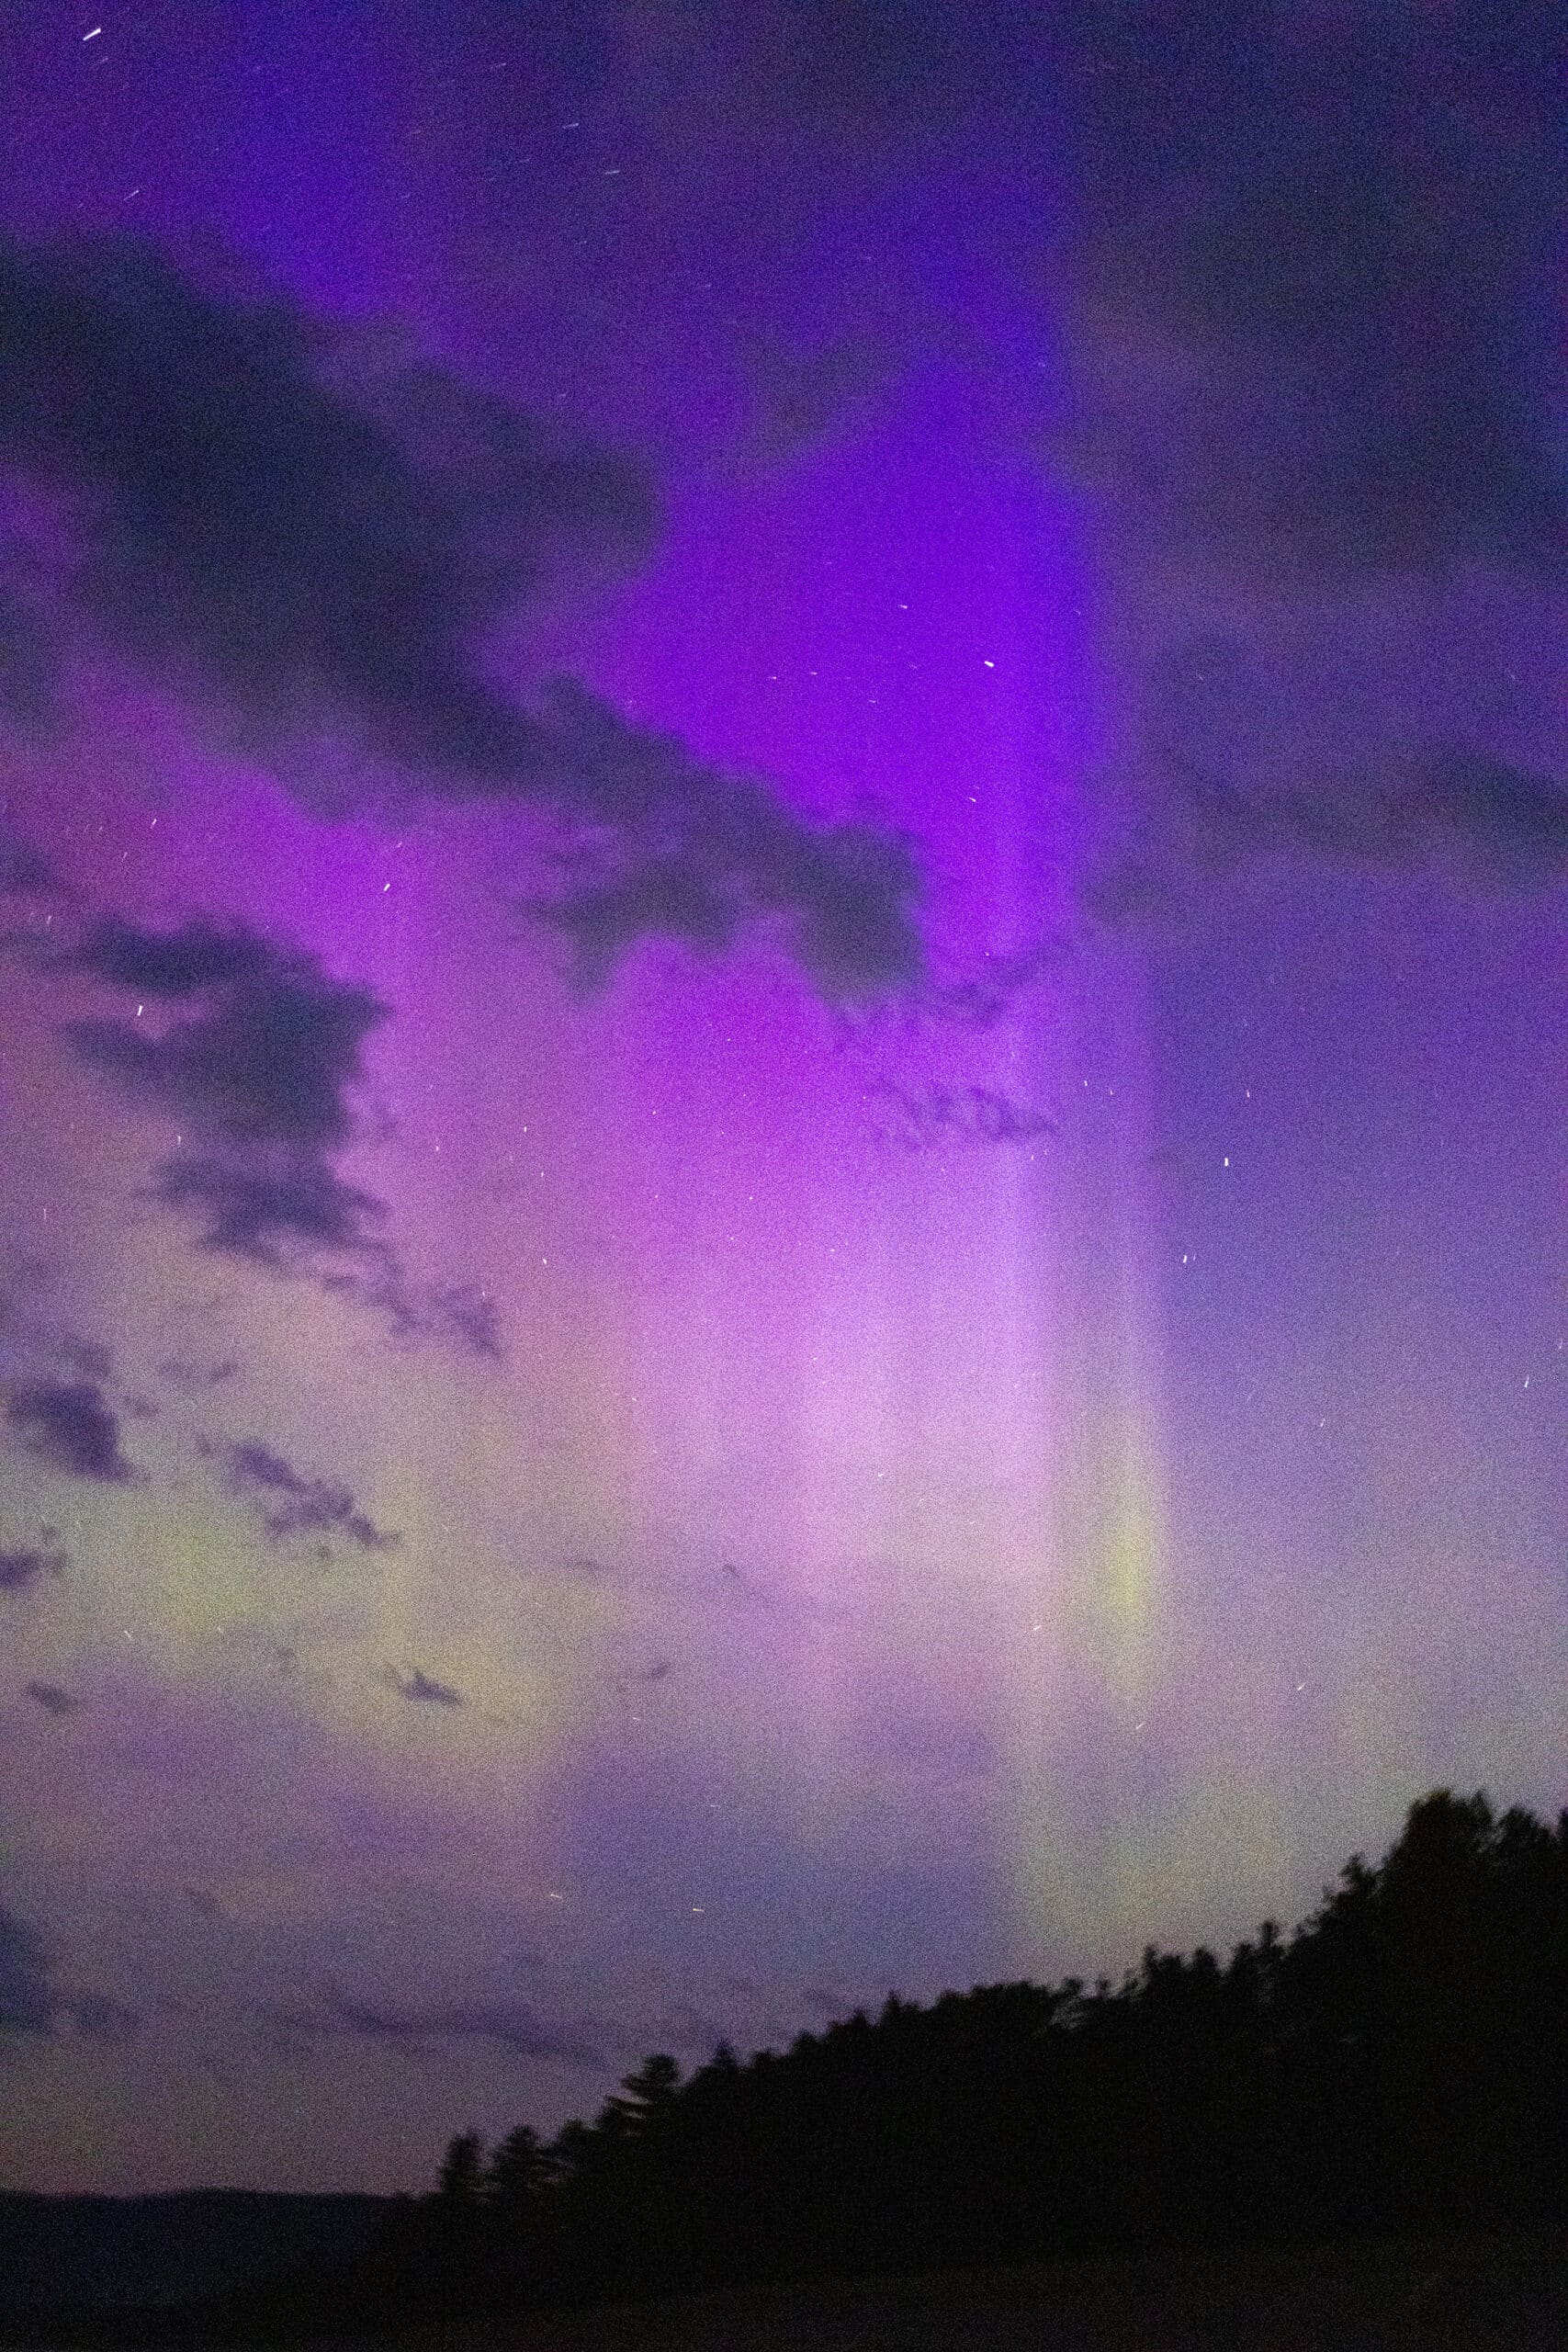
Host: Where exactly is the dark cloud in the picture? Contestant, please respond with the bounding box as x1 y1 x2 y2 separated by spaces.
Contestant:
5 1380 134 1483
523 684 925 1000
280 1981 606 2064
0 233 651 776
62 1990 140 2041
69 917 386 1149
386 1667 463 1708
1057 6 1563 582
749 9 1565 913
158 1155 387 1268
1115 628 1568 891
1037 8 1567 900
0 1902 133 2041
0 237 931 1001
0 1543 66 1590
62 917 502 1350
1153 747 1568 880
0 1905 52 2033
226 1441 399 1552
23 1680 79 1719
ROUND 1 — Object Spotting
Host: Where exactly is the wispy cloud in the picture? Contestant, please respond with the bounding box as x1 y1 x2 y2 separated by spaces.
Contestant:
384 1666 464 1708
273 1979 607 2065
226 1440 399 1552
61 916 503 1351
866 1080 1055 1152
23 1679 79 1719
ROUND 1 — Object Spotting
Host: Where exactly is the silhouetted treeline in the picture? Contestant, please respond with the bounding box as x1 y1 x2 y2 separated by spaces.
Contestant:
376 1791 1566 2318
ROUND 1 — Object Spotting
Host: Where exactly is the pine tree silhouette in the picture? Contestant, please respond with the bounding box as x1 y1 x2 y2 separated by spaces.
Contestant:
402 1790 1567 2317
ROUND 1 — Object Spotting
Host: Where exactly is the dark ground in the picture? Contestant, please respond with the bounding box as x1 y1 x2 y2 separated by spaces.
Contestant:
376 2235 1566 2352
0 2196 393 2315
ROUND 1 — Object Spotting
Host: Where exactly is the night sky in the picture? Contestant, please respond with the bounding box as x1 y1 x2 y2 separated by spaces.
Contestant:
0 1 1562 2195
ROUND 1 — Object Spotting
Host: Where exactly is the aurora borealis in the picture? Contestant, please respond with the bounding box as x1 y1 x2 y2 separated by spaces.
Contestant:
0 2 1562 2194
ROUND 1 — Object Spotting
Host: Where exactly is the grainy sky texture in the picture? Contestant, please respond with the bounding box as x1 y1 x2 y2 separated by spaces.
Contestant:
0 0 1562 2193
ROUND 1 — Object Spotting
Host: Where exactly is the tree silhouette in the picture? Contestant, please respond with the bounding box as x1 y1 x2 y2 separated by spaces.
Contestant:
397 1789 1566 2319
480 2124 548 2291
602 2052 681 2136
487 2121 548 2219
437 2130 486 2203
